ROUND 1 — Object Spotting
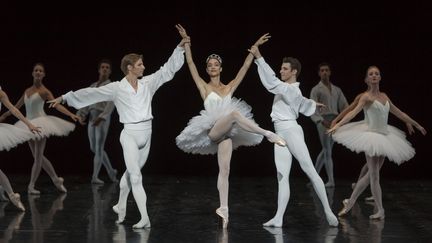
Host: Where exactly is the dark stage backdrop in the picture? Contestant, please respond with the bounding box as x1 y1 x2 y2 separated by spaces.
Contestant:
1 2 430 179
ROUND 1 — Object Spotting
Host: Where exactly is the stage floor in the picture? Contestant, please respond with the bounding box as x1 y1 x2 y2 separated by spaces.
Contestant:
1 175 431 243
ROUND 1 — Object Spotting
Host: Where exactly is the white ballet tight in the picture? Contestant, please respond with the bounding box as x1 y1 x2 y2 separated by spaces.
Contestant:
208 110 280 211
114 123 152 228
87 110 116 182
0 170 13 195
264 121 338 227
345 155 385 219
314 122 335 186
28 138 64 193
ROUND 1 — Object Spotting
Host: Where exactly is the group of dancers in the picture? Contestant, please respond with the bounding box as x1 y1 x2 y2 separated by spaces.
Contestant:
0 24 426 229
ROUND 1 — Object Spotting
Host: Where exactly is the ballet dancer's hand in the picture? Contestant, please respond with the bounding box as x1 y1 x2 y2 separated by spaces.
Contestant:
28 124 42 134
405 123 414 135
316 102 326 113
69 114 82 123
176 24 191 47
48 97 62 108
254 33 271 46
415 124 427 135
327 124 339 135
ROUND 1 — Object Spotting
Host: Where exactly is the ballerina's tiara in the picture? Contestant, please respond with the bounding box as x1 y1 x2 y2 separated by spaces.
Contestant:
206 54 222 64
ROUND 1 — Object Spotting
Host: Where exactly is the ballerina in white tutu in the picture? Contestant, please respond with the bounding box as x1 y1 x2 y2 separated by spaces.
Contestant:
0 86 41 211
175 25 285 228
328 65 427 220
0 63 82 195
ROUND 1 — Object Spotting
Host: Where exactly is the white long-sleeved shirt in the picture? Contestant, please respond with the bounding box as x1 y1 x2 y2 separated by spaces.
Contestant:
63 46 185 124
76 79 115 120
254 57 316 122
309 81 348 124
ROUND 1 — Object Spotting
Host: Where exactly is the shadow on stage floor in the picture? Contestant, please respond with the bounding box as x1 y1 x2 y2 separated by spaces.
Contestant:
1 175 432 243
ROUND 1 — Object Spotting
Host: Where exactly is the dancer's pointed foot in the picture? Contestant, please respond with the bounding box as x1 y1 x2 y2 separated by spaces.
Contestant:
369 210 385 220
325 181 335 188
113 204 126 224
326 212 339 226
216 207 229 228
28 185 40 195
108 169 119 183
262 217 282 227
8 193 25 211
53 177 67 193
133 218 151 229
91 178 105 184
338 199 352 217
265 131 286 147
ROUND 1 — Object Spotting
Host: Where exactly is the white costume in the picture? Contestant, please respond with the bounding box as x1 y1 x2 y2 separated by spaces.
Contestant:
15 91 73 194
0 88 34 151
62 46 185 228
254 57 338 227
333 100 414 165
15 92 75 138
310 81 348 185
176 91 263 154
77 79 117 183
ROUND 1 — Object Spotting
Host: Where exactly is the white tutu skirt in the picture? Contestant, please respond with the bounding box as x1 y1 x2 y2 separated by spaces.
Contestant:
15 115 75 140
176 98 263 155
0 123 33 151
332 121 415 165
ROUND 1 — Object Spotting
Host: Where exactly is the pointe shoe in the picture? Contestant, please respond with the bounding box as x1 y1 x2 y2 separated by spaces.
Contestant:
91 178 105 184
216 207 229 228
53 177 67 193
8 193 25 211
266 132 286 147
113 204 126 224
108 169 119 183
28 186 41 195
338 199 351 217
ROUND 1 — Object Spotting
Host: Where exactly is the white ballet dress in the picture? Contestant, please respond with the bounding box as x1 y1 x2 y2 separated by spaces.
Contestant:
0 87 34 151
332 100 415 165
176 92 263 155
15 92 75 140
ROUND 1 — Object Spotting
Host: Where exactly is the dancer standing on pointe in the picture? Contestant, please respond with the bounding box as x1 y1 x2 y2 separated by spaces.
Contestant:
175 25 285 228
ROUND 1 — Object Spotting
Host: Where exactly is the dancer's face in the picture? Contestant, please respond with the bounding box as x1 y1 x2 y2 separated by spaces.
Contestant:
279 63 296 82
365 67 381 85
318 65 331 82
32 65 46 81
98 63 111 78
206 59 222 77
129 59 145 77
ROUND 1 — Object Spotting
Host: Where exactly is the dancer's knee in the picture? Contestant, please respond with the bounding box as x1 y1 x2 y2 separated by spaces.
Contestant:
129 173 142 185
219 166 230 178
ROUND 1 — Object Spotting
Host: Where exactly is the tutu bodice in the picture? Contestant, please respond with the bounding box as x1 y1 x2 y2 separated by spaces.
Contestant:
24 92 46 119
204 92 231 110
15 91 75 139
365 100 389 134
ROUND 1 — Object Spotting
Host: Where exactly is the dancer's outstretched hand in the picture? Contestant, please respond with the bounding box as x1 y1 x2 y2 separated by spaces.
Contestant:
48 97 62 108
